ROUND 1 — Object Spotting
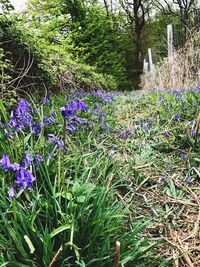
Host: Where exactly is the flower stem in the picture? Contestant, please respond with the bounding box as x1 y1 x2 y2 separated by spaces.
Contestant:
61 119 67 190
13 198 16 221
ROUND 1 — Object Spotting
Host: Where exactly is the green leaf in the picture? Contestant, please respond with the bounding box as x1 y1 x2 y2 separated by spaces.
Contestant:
77 195 86 203
50 224 71 238
56 192 72 200
23 235 35 254
0 99 8 123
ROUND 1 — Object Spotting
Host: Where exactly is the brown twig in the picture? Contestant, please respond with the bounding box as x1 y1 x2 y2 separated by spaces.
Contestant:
114 241 121 267
48 245 63 267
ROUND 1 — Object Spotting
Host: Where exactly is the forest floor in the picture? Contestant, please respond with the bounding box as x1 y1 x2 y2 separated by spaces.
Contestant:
114 90 200 267
0 88 199 266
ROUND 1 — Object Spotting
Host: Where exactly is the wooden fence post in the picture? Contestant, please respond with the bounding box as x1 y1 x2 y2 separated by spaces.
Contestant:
148 48 154 77
167 24 174 88
143 58 148 74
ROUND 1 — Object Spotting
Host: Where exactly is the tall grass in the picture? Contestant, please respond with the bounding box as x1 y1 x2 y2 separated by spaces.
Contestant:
0 91 167 266
141 30 200 90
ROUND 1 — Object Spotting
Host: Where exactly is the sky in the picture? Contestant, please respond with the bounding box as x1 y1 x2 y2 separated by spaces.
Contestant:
10 0 27 11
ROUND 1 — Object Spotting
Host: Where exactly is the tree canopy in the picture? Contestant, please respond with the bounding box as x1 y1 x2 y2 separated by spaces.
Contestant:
1 0 200 92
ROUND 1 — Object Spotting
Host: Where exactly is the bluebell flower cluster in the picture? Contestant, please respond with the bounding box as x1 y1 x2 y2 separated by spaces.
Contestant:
61 99 89 133
8 100 32 132
48 134 63 149
0 153 38 198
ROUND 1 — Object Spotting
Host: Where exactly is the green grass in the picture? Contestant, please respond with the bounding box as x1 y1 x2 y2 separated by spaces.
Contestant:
0 88 199 266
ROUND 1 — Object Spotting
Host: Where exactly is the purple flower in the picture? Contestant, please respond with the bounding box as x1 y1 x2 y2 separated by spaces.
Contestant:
162 131 169 138
184 176 192 185
9 163 20 172
120 133 127 139
113 129 120 134
76 99 88 111
8 99 33 131
191 129 196 137
47 153 51 159
41 98 51 106
50 110 56 116
31 122 43 136
108 155 113 160
60 105 75 119
103 123 109 131
44 115 56 125
149 118 154 125
36 155 44 163
8 187 15 199
15 168 36 189
61 99 88 120
23 154 32 167
0 154 11 171
8 111 17 129
68 123 77 132
161 173 167 181
0 154 20 172
48 134 63 149
142 123 149 132
174 114 180 121
180 152 188 159
99 112 105 121
16 100 30 116
4 128 12 139
33 106 38 114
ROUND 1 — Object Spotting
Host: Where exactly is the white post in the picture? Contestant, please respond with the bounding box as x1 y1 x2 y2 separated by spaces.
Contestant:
143 58 148 74
167 24 174 88
148 48 154 76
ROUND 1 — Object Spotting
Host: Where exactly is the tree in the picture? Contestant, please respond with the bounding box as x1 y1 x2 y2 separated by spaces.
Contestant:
119 0 154 89
0 0 14 14
155 0 198 41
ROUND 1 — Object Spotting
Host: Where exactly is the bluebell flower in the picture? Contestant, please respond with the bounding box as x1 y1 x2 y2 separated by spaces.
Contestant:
103 123 109 131
108 155 113 160
8 111 17 129
60 105 75 119
50 110 56 116
142 123 149 132
23 154 32 167
9 163 20 172
41 97 51 106
149 118 154 125
180 152 188 159
4 128 13 139
72 117 81 124
0 154 11 171
15 168 36 189
120 133 127 139
36 155 44 163
184 176 192 185
161 173 167 182
68 123 77 132
162 131 169 138
33 106 38 114
47 153 51 159
48 134 63 149
44 115 56 125
31 122 43 136
76 99 88 111
8 187 15 199
174 114 180 121
191 129 196 137
48 134 57 142
16 100 30 116
99 112 105 121
113 129 120 134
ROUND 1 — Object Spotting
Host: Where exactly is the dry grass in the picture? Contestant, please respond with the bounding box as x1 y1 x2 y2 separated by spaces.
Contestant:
141 29 200 90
